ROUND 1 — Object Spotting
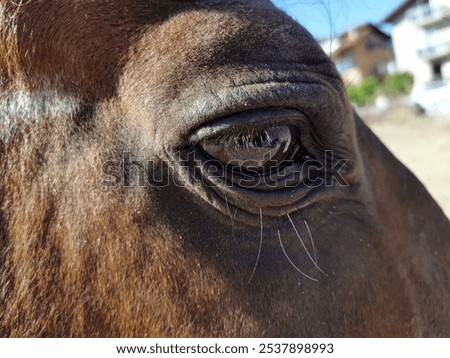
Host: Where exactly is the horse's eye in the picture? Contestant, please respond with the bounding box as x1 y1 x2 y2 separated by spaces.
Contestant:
200 126 298 174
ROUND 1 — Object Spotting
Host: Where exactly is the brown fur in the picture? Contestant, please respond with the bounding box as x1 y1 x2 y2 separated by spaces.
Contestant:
1 0 449 337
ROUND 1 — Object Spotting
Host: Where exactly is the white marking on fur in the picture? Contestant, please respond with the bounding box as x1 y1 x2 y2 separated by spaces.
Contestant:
0 3 9 23
0 89 81 141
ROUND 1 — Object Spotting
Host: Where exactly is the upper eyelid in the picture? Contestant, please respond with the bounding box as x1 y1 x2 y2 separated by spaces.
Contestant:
187 108 306 144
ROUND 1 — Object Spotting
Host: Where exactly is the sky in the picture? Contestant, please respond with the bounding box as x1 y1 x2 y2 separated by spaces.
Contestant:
271 0 406 38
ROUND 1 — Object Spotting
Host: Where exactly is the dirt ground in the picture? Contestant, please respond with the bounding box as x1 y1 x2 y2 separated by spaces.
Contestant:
359 102 450 219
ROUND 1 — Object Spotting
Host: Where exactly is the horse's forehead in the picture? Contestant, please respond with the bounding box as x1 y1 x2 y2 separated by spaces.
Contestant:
0 0 331 143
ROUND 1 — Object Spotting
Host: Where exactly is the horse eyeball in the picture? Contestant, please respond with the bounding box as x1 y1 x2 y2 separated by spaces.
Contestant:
200 126 299 174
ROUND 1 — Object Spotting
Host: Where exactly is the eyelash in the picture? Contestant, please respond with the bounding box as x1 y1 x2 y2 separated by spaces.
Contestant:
216 130 276 147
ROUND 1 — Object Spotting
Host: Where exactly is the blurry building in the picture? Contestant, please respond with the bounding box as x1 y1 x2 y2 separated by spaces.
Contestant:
319 24 394 85
384 0 450 89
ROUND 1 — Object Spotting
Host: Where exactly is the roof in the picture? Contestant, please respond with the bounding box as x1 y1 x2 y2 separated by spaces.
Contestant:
384 0 427 23
333 23 390 41
361 23 391 40
316 22 390 39
332 23 391 58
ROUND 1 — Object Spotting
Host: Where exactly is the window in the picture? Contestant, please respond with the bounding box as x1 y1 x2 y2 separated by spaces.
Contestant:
335 55 356 73
372 62 387 76
367 37 383 50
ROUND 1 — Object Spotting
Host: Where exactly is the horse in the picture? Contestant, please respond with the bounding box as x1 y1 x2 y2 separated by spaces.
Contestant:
0 0 449 337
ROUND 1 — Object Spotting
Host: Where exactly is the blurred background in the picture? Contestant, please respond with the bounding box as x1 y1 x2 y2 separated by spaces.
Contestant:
274 0 450 218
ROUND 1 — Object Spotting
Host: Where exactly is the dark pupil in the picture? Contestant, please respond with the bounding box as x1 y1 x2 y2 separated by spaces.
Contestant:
201 126 296 174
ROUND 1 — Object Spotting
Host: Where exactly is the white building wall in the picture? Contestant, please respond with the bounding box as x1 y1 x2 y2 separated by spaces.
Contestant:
318 38 340 57
391 20 434 88
443 61 450 78
390 0 450 89
431 0 450 7
429 0 450 81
